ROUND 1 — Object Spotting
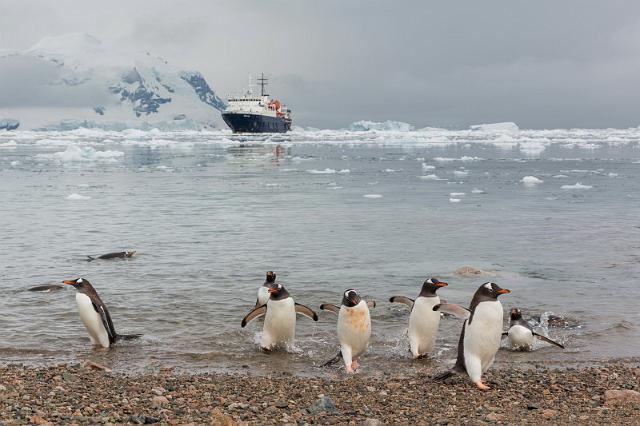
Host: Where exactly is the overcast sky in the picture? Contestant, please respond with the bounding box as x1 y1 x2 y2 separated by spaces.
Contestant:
1 0 639 129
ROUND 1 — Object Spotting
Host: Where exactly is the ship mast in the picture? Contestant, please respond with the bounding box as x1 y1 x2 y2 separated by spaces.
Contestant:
257 73 269 97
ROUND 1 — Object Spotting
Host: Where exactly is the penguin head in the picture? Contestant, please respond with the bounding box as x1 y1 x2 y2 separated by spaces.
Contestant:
420 277 448 297
265 271 276 284
62 278 92 293
342 289 362 307
125 251 136 257
267 283 289 300
479 282 510 299
510 307 522 320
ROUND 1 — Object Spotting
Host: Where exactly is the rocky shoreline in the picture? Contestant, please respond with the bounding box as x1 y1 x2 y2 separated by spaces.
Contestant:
1 361 639 425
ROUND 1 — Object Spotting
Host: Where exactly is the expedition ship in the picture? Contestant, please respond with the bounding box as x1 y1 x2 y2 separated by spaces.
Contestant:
222 74 292 133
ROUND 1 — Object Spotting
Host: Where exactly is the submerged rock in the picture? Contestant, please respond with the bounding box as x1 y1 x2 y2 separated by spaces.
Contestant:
454 266 490 277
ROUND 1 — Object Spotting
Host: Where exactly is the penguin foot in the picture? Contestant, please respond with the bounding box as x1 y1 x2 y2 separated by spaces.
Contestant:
346 366 356 374
475 381 490 390
414 353 429 360
352 360 360 370
260 346 272 353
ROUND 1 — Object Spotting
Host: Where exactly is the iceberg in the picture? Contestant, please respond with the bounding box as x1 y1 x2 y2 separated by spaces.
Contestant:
470 122 519 133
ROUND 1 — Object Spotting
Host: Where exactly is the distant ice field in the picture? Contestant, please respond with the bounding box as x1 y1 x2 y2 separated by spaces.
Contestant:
0 127 639 375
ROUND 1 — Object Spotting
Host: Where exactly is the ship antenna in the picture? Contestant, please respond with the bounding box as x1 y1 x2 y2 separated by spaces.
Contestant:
258 72 269 97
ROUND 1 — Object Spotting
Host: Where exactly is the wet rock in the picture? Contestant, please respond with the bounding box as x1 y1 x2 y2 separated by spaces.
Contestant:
307 396 337 415
604 389 640 406
83 361 112 372
454 266 489 277
541 409 557 418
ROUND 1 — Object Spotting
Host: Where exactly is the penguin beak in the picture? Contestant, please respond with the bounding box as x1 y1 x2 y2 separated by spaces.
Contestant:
62 280 76 286
435 282 448 287
268 287 278 295
497 288 510 294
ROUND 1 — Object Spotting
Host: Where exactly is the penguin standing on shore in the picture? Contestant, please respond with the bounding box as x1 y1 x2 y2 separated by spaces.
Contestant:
255 271 277 307
433 282 510 390
241 283 318 351
504 308 565 351
389 277 448 359
320 289 372 373
62 278 141 348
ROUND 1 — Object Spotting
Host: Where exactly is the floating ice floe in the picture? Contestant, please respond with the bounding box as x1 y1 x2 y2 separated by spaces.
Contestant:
307 168 337 174
363 194 383 198
434 156 483 163
608 172 618 177
419 174 445 181
561 182 592 190
38 146 124 163
449 192 465 197
470 122 519 133
449 198 462 203
421 163 435 171
553 174 569 178
521 176 543 187
338 169 350 174
471 188 486 194
66 193 91 200
453 170 469 178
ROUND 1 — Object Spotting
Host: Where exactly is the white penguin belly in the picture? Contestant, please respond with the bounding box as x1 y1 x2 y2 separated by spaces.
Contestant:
76 293 110 348
464 301 503 374
408 296 441 356
257 287 269 306
337 301 371 359
262 298 296 348
508 324 533 351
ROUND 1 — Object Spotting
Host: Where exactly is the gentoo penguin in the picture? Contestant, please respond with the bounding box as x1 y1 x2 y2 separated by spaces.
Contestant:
241 283 318 351
389 277 448 359
433 282 510 390
503 308 564 351
320 289 372 373
255 271 277 307
62 278 141 348
87 251 136 262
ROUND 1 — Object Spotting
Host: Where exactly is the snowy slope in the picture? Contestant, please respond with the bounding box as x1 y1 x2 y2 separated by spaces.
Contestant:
0 33 225 130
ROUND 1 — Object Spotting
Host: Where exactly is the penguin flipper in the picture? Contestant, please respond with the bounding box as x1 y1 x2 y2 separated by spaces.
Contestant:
321 350 343 367
389 296 414 308
295 303 319 321
254 299 263 309
366 300 377 309
86 256 95 262
241 305 267 327
91 302 117 345
433 303 471 320
432 369 457 381
319 304 340 315
533 333 565 349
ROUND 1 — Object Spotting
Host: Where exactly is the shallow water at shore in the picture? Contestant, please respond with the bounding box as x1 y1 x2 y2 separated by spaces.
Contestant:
1 128 639 375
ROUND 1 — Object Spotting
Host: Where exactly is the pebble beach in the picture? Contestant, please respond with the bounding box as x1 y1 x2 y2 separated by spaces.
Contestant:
1 360 639 425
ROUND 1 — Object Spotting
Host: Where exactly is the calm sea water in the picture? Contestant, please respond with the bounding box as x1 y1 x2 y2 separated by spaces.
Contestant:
1 128 639 375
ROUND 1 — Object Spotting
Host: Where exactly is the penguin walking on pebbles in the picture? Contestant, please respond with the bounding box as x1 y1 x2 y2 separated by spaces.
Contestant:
320 289 372 373
62 278 141 348
241 283 318 351
255 271 277 307
433 282 510 390
503 308 564 351
389 277 448 359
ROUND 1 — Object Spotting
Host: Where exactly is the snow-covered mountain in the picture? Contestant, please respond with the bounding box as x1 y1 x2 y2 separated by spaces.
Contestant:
0 34 225 130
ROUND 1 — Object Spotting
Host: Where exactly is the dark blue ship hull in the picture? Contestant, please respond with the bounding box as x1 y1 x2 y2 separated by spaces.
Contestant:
222 112 291 133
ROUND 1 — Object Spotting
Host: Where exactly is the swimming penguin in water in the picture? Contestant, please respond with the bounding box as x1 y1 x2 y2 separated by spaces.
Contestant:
255 271 277 307
503 308 564 351
28 284 64 292
320 289 372 373
433 282 510 390
62 278 141 348
87 251 136 262
241 283 318 351
389 277 448 359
